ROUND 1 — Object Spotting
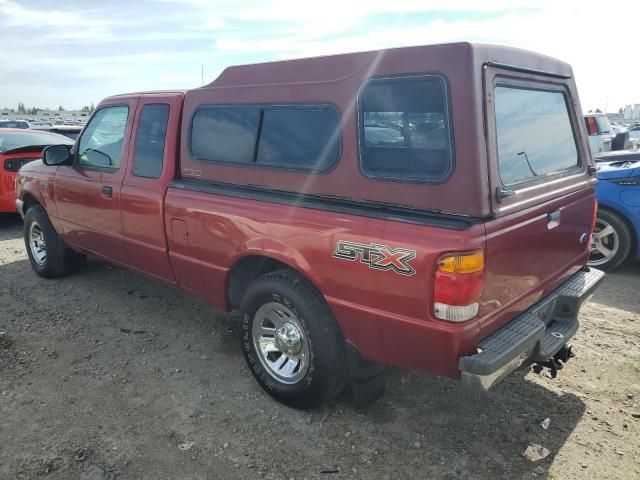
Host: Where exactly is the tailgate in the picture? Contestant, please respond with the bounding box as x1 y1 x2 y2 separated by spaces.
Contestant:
479 65 597 335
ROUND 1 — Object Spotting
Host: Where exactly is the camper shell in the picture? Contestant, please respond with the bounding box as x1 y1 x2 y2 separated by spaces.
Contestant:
180 42 586 219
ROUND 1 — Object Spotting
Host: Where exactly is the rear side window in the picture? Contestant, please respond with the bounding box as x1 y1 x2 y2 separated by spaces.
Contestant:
190 105 340 172
191 107 260 164
359 75 453 182
494 86 579 187
133 104 170 178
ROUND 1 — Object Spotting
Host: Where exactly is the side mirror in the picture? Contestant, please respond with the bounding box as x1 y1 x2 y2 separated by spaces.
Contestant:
42 144 72 166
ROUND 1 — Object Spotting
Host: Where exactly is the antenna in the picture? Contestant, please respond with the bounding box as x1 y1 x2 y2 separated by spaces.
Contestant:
201 65 204 86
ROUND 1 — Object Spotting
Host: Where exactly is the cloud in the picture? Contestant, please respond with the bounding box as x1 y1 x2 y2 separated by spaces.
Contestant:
0 0 638 111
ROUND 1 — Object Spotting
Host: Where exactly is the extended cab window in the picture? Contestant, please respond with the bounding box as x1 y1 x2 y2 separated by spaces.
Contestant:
360 75 453 181
494 86 579 187
191 107 260 164
133 104 170 178
78 106 129 169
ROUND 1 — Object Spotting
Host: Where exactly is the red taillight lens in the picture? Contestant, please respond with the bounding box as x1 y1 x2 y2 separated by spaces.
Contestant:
433 251 485 322
586 117 598 136
434 270 484 305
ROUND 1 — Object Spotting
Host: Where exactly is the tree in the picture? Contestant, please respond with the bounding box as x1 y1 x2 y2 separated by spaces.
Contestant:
17 102 26 114
90 102 95 112
595 108 602 113
58 105 64 111
619 107 624 114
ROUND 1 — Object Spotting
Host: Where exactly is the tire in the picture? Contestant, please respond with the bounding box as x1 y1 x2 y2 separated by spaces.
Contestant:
588 209 633 271
23 205 86 278
240 269 348 409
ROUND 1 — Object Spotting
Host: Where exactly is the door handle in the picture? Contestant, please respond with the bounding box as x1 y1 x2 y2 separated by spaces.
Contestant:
101 186 113 198
547 210 561 230
547 210 561 222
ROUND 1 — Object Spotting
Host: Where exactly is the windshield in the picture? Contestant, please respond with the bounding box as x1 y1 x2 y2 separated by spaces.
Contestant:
0 129 74 153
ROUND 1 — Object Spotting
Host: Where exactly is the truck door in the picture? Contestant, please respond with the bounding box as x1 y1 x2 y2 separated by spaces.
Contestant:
54 99 137 264
120 94 183 282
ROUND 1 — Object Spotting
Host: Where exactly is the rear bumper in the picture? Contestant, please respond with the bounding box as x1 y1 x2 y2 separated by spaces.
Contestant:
459 267 605 391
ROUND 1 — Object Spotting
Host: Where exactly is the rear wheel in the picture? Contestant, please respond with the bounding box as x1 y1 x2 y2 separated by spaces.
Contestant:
588 209 633 271
24 205 86 278
240 269 348 409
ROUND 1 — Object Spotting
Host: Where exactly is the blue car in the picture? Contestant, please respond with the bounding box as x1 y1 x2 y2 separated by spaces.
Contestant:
590 158 640 270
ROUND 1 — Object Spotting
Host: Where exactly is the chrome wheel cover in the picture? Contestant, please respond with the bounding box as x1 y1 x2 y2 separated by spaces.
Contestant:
29 221 47 266
588 218 619 266
252 302 310 384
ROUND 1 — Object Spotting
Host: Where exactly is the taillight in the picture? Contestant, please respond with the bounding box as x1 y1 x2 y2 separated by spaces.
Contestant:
434 250 485 322
3 158 38 172
585 117 598 136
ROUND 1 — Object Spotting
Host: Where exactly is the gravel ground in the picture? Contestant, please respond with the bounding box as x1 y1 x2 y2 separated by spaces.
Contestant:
1 212 639 480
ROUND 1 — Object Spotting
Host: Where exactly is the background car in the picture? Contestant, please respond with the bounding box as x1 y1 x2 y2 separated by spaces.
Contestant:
589 160 640 270
0 120 31 129
32 124 84 140
584 113 614 153
593 149 640 163
0 129 74 213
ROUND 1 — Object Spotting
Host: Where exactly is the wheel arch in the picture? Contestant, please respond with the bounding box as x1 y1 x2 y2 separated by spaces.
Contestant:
226 253 325 311
21 192 42 215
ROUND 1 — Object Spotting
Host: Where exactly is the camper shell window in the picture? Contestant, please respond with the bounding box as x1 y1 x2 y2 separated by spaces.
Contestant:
190 104 340 172
359 74 454 182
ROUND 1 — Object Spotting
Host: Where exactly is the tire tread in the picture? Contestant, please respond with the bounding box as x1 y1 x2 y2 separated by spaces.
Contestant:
240 268 348 408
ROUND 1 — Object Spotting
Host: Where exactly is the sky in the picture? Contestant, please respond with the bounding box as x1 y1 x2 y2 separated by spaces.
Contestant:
0 0 638 112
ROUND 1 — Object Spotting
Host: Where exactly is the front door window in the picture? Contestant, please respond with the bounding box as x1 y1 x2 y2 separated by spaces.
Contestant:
78 106 129 169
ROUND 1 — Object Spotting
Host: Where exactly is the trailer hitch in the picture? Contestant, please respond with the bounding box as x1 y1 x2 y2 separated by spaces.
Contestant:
533 344 574 378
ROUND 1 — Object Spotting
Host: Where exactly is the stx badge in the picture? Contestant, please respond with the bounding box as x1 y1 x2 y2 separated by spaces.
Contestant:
333 241 417 276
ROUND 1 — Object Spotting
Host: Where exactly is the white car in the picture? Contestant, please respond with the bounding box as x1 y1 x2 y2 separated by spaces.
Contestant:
584 113 614 153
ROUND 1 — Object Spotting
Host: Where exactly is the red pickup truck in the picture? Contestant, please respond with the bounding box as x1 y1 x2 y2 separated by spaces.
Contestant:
16 43 604 408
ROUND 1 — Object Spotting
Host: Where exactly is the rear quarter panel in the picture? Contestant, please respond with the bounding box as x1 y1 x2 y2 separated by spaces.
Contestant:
164 187 487 376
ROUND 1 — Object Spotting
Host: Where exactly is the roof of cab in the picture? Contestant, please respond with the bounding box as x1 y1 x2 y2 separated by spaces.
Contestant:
105 89 187 100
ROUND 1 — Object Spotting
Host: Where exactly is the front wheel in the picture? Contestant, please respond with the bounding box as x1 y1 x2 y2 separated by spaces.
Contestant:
24 205 85 278
240 269 348 409
588 209 633 271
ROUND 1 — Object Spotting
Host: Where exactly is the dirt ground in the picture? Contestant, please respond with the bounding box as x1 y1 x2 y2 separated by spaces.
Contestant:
0 213 639 480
